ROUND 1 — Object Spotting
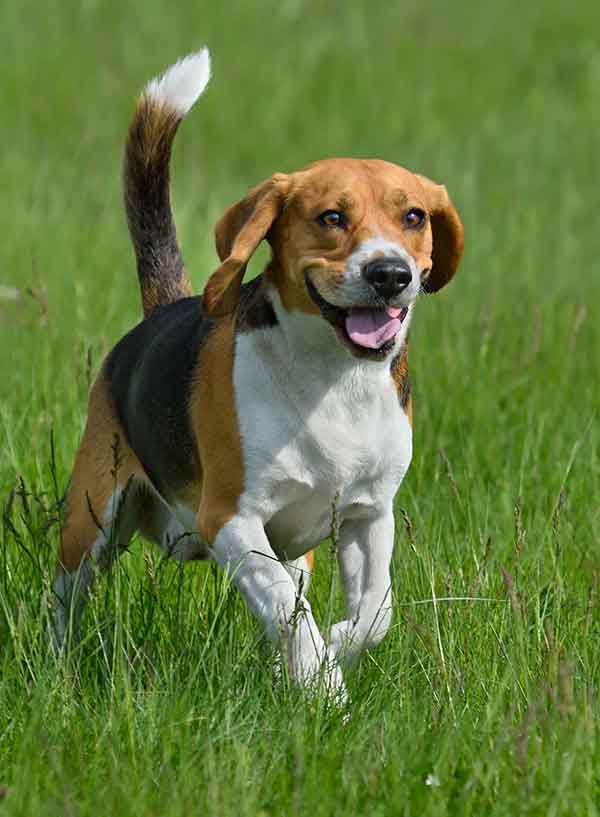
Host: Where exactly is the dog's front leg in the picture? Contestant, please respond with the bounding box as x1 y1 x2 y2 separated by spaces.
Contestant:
211 515 346 697
329 511 394 665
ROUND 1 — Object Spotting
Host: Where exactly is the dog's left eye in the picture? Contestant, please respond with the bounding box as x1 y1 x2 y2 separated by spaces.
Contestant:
317 210 347 229
404 208 426 229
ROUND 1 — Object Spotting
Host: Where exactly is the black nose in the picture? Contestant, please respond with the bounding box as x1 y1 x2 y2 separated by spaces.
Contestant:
363 257 412 300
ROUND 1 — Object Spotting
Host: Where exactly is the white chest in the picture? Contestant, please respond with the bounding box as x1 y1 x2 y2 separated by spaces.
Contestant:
233 330 412 558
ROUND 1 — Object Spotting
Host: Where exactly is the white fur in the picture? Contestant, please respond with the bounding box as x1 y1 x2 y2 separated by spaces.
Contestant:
284 554 313 594
271 285 414 365
219 300 412 686
145 48 211 117
52 560 94 646
329 512 395 663
89 486 137 565
212 515 346 697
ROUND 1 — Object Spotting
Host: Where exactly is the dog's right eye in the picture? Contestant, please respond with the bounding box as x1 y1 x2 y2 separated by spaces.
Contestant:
317 210 347 229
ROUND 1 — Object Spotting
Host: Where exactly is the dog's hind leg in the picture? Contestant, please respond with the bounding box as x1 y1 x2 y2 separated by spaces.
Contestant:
52 375 147 646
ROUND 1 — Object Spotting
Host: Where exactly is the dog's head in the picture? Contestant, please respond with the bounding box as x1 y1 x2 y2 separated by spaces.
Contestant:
204 159 464 359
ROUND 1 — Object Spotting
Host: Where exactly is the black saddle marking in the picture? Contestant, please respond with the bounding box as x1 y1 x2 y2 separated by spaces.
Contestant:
106 296 213 499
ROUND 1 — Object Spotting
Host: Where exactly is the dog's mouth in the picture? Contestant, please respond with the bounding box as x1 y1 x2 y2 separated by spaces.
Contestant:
305 273 409 360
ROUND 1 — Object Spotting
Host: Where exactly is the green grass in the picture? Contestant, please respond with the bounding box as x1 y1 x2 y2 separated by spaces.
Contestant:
1 0 600 814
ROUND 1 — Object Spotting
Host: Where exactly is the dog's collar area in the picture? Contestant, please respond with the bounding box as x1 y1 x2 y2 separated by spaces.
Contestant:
304 272 408 361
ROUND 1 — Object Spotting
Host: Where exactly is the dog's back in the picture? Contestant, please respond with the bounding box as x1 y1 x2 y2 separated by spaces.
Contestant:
105 296 211 500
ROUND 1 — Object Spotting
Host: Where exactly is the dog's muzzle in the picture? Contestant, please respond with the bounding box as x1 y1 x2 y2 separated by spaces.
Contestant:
305 271 409 359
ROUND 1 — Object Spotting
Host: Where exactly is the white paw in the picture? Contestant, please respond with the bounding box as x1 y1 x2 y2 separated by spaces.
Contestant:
319 652 348 703
282 615 348 702
330 607 392 664
329 619 358 663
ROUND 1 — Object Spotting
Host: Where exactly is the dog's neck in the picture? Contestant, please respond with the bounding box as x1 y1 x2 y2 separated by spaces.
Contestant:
237 274 412 401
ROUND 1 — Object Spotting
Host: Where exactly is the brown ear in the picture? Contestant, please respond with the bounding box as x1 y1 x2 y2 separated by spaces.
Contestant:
418 176 464 294
204 173 290 315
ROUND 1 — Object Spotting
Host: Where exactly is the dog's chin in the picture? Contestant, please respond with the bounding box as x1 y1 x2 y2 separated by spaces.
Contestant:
304 273 408 362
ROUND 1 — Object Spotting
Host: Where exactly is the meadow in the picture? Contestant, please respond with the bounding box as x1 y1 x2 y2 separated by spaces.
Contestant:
1 0 599 814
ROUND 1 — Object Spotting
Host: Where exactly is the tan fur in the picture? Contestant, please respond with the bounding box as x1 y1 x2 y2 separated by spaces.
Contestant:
391 345 411 414
205 174 291 315
189 316 245 543
58 375 150 572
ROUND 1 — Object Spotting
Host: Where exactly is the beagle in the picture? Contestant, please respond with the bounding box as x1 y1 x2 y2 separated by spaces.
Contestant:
53 49 464 697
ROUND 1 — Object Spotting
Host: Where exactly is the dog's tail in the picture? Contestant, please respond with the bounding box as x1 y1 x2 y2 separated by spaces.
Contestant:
123 49 211 318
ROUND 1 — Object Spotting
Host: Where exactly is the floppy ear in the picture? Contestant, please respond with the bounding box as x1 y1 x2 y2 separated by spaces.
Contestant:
204 173 291 315
417 176 464 294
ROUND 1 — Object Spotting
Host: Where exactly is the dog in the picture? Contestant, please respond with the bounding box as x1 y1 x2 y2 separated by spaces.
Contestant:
53 48 464 698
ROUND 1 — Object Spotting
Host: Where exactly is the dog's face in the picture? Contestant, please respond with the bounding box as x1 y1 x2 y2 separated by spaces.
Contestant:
204 159 464 359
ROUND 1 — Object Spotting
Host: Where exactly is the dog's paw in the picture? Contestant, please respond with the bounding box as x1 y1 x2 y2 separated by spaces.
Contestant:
319 652 348 704
273 650 349 708
329 619 359 664
291 647 347 700
281 621 348 702
330 607 392 664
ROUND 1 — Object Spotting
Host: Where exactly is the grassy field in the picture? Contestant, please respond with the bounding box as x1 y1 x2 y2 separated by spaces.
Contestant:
1 0 599 814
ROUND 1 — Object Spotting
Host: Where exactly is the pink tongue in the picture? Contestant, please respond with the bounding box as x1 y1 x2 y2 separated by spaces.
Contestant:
345 306 405 349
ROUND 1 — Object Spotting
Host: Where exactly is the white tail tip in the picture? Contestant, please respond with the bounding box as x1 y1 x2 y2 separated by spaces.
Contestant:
145 47 211 116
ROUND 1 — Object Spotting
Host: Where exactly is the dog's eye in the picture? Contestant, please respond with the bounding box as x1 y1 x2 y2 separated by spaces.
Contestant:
404 208 426 229
317 210 346 229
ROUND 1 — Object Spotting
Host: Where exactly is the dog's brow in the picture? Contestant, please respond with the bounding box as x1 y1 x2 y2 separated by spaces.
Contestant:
336 192 356 211
387 189 409 208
